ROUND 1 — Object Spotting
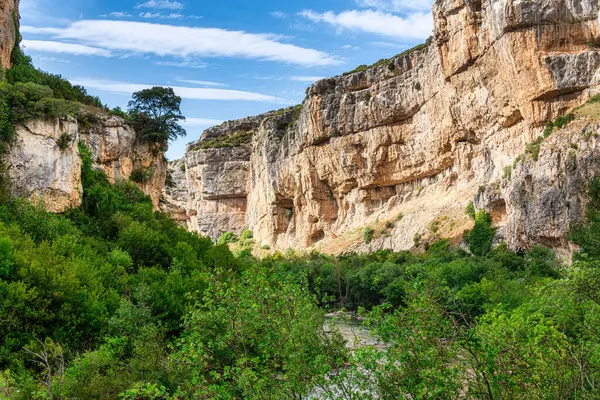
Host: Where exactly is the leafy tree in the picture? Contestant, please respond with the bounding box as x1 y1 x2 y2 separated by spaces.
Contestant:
172 267 346 399
128 87 186 147
469 211 495 256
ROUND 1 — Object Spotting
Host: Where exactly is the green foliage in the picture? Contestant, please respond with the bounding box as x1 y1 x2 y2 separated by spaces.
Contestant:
342 37 432 76
129 167 154 184
554 112 575 129
544 121 555 137
217 231 237 246
525 136 544 161
56 132 72 151
503 165 512 179
572 177 600 258
111 106 128 120
465 201 476 220
469 211 495 256
7 47 105 109
193 130 253 150
128 87 186 147
173 267 346 399
363 227 374 244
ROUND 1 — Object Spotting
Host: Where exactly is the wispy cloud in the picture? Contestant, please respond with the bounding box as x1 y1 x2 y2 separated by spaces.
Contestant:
355 0 434 12
270 11 287 19
104 11 132 18
299 9 432 40
139 12 187 19
22 20 341 67
70 78 290 103
176 79 227 87
22 40 112 57
155 60 207 69
135 0 183 10
291 76 325 82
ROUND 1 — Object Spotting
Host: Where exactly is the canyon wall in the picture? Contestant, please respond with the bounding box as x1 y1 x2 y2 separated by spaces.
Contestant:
0 0 18 69
164 0 600 254
8 115 167 212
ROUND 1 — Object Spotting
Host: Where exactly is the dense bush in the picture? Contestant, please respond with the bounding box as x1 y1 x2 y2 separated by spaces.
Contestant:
469 211 495 256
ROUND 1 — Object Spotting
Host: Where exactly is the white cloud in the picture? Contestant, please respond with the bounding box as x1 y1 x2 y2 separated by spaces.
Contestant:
106 12 132 18
22 20 340 67
176 79 227 87
69 78 290 103
291 76 325 82
155 60 207 69
139 12 161 18
139 12 190 19
21 40 112 57
355 0 434 12
299 9 432 40
135 0 183 10
182 117 225 126
270 11 287 19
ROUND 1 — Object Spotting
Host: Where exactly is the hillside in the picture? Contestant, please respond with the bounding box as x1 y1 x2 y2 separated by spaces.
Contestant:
164 0 600 256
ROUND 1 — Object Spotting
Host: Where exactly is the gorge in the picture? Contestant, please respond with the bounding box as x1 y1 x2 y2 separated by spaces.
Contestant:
163 0 600 256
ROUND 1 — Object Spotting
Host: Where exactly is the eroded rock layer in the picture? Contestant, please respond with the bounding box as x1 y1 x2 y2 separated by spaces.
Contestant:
164 0 600 254
0 0 18 69
8 115 166 212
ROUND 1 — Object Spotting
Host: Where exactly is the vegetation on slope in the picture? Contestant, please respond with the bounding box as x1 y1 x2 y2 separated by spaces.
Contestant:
342 36 433 77
1 151 600 398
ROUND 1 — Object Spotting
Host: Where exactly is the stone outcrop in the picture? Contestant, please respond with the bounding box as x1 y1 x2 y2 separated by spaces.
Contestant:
0 0 18 69
477 113 600 257
164 0 600 254
8 115 167 212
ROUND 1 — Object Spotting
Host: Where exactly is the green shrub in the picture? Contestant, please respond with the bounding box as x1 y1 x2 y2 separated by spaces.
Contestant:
217 231 238 245
130 167 153 184
385 221 395 230
544 121 554 138
240 229 253 241
56 132 72 151
465 202 476 220
469 211 495 256
413 232 422 247
364 227 375 244
525 136 544 161
554 113 575 129
503 165 512 179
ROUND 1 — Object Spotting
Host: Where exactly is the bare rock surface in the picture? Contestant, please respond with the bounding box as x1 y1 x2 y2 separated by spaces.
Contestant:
164 0 600 255
8 115 167 211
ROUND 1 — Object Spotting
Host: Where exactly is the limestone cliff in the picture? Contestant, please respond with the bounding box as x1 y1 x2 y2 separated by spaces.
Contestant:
8 115 167 212
164 0 600 254
0 0 18 69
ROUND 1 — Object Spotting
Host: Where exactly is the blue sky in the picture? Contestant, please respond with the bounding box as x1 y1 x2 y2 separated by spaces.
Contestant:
19 0 434 159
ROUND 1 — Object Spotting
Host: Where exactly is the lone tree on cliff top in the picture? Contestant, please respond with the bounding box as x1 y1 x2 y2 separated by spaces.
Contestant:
128 86 186 147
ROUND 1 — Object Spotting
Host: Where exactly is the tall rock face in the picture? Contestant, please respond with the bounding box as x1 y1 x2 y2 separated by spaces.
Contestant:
8 115 167 212
0 0 18 69
164 0 600 254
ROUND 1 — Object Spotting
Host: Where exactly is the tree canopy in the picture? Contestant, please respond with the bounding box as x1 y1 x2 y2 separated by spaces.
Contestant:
127 87 186 147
